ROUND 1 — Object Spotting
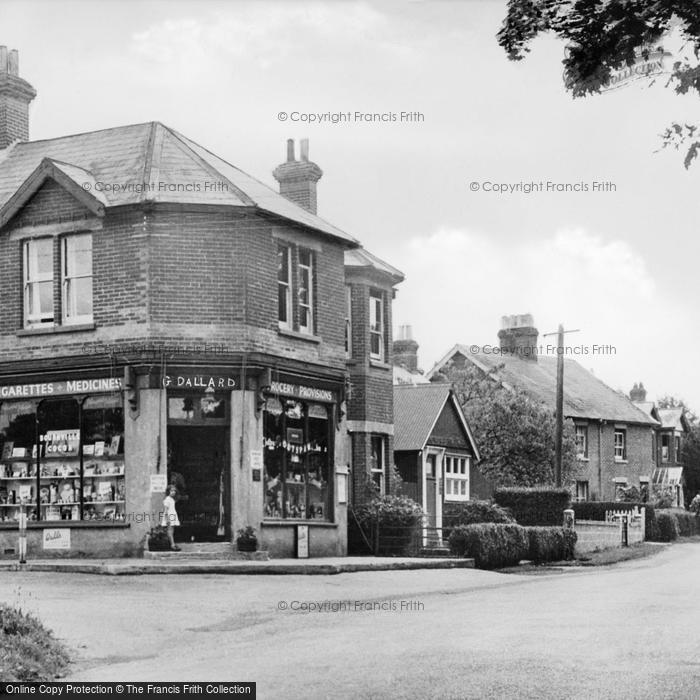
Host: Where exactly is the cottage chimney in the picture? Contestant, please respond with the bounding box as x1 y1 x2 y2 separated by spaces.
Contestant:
273 138 323 214
0 47 36 148
393 325 419 372
629 382 647 402
497 313 538 361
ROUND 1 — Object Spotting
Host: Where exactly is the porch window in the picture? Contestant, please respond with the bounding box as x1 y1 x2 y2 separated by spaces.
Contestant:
444 455 469 501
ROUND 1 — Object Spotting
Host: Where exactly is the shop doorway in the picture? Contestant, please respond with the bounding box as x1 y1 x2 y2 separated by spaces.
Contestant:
167 426 229 542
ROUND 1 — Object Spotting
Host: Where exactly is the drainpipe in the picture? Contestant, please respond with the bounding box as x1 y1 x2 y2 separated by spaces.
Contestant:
598 420 604 498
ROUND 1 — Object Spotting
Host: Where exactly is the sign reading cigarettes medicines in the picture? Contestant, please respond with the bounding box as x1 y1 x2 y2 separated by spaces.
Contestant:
0 377 123 399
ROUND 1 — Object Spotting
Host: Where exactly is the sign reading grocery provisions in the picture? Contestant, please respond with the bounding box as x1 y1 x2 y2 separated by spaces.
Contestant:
42 528 71 550
269 381 335 402
162 375 237 390
0 377 122 399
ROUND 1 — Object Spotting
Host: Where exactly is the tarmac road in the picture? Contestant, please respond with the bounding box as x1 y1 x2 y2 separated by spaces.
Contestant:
1 543 699 699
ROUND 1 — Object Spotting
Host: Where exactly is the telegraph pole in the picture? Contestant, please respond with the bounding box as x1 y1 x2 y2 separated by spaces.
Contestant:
543 324 580 486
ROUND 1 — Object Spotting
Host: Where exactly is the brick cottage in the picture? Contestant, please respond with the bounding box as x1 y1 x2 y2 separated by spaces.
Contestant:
0 48 403 558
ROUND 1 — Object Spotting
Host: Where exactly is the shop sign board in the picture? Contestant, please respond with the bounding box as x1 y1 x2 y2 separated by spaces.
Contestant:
42 528 71 550
296 525 309 559
0 377 122 399
162 375 237 390
269 381 335 402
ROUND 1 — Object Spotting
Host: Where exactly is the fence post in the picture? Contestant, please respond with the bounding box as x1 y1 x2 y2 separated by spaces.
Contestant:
621 514 629 547
18 505 27 565
563 508 575 530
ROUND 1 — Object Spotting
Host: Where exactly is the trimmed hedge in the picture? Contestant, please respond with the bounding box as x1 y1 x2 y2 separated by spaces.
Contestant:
493 487 571 526
655 511 680 542
448 523 529 568
527 527 577 563
0 604 70 681
349 495 424 555
572 501 659 542
653 509 700 540
442 500 514 527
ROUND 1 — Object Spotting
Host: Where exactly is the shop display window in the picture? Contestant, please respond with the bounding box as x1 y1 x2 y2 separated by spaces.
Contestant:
0 394 125 524
263 398 331 521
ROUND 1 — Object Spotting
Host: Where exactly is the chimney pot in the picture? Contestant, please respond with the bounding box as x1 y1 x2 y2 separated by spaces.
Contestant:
300 138 309 162
8 49 18 76
0 47 36 148
497 313 538 361
0 47 7 73
273 138 323 214
286 138 295 162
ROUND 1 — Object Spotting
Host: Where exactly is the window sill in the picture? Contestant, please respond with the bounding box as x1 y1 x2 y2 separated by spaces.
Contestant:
577 457 590 462
369 359 391 370
17 323 96 337
278 328 322 344
262 520 338 528
0 521 130 530
614 459 628 464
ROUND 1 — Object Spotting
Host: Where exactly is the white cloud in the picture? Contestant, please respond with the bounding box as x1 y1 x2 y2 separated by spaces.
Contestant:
391 227 697 407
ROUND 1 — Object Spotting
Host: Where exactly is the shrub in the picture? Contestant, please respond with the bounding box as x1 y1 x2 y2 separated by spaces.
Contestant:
448 523 529 569
652 486 676 509
572 501 659 542
690 494 700 516
0 604 70 681
655 511 680 542
618 486 641 503
350 495 423 556
443 500 514 528
493 487 571 526
526 527 577 563
656 509 700 538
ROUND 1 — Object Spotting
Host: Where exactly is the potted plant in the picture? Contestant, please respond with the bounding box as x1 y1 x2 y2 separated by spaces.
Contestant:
236 526 258 552
147 525 171 552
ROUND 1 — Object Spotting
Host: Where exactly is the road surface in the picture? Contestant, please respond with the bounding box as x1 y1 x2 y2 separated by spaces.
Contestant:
1 544 699 699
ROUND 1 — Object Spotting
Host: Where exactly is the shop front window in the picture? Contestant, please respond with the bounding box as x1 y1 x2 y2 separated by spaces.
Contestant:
263 398 331 520
0 394 125 524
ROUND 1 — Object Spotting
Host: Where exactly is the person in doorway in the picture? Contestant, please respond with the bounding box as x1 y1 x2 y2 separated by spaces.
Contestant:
161 485 181 551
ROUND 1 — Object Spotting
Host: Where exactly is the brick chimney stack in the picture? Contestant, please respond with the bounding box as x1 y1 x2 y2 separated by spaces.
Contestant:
629 382 647 402
273 138 323 214
0 47 36 148
393 324 419 372
497 313 539 361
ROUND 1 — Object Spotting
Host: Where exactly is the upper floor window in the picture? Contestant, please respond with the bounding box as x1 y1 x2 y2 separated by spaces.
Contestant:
369 290 385 361
575 425 588 459
344 285 352 358
661 434 670 462
23 238 54 327
675 435 681 463
298 248 314 334
614 429 627 461
277 243 292 329
62 233 93 324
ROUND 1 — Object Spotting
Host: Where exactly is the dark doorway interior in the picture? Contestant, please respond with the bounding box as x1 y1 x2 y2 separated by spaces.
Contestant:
167 426 229 542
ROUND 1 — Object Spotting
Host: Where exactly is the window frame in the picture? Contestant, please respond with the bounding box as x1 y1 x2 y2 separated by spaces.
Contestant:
369 290 385 362
344 285 352 358
23 237 55 328
370 435 386 496
444 454 470 502
61 233 94 325
674 435 681 463
614 429 627 461
661 433 670 463
297 248 315 335
277 243 293 330
575 480 589 502
575 424 588 459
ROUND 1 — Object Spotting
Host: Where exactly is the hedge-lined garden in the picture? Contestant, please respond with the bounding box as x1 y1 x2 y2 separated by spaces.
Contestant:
572 501 660 541
493 487 571 526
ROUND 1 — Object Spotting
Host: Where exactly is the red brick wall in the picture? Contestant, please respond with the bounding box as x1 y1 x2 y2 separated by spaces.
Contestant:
0 93 30 148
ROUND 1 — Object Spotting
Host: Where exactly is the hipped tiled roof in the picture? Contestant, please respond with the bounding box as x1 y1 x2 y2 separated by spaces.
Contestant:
0 122 358 245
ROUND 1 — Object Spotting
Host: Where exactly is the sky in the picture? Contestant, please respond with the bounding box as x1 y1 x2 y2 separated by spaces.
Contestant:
2 0 699 408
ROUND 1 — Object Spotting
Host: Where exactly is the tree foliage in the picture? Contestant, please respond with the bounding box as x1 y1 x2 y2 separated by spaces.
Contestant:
498 0 700 167
436 362 578 487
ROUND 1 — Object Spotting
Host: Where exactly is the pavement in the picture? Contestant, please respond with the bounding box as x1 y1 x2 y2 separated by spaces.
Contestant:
0 555 474 575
